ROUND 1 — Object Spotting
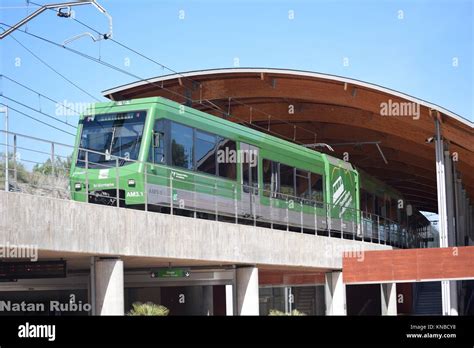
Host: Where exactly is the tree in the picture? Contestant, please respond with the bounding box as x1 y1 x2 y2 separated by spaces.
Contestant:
0 152 30 189
33 155 72 177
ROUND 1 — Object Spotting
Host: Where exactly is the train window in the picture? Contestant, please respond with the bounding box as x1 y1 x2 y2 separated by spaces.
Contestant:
195 130 217 175
171 122 193 170
310 172 324 203
149 119 167 164
217 139 236 180
296 169 311 200
278 164 295 198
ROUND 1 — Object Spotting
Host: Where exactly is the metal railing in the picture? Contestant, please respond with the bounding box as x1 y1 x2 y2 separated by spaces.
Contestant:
0 130 420 248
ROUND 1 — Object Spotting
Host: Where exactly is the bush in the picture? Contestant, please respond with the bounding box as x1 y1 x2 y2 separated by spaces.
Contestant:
127 302 170 316
268 309 306 316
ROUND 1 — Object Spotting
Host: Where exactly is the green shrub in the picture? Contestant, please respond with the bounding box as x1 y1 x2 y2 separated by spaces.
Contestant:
127 302 170 316
268 309 306 316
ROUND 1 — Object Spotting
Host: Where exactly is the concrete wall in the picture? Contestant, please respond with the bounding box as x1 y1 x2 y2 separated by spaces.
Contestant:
0 191 391 269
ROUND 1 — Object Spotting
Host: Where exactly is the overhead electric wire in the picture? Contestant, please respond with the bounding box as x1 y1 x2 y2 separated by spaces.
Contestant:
1 94 77 129
2 74 84 116
1 23 316 146
71 16 318 142
0 103 76 136
0 24 101 102
17 5 320 144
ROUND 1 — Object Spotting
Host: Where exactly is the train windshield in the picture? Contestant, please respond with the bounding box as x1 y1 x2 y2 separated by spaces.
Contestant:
76 111 146 168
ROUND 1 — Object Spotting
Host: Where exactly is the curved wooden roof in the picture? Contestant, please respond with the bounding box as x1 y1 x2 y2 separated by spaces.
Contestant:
103 68 474 213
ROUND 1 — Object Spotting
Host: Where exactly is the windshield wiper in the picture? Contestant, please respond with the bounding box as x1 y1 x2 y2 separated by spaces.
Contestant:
105 126 117 160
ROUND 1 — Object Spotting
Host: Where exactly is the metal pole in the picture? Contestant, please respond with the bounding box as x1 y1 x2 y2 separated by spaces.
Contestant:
144 169 148 212
2 107 8 192
234 185 238 224
51 142 55 176
85 150 89 203
300 200 303 233
314 203 317 234
377 215 381 244
115 157 119 208
215 182 218 221
327 203 331 236
13 135 17 186
340 207 343 239
170 174 173 215
270 193 274 229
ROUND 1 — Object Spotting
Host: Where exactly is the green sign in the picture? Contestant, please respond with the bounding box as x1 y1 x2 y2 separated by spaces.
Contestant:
151 268 190 278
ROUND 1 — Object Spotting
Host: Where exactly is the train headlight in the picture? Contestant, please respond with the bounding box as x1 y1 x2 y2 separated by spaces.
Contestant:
74 183 82 191
128 179 136 187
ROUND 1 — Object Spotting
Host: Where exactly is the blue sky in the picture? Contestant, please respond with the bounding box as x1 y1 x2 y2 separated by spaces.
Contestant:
1 0 473 152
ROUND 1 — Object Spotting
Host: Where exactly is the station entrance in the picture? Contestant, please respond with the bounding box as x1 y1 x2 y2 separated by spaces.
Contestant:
0 266 236 316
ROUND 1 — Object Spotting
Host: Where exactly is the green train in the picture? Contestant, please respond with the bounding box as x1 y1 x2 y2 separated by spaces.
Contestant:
69 97 417 242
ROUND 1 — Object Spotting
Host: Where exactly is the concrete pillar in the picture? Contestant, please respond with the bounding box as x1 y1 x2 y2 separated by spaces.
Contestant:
236 267 259 315
325 271 346 315
94 258 124 315
380 283 397 315
434 117 452 316
225 284 234 316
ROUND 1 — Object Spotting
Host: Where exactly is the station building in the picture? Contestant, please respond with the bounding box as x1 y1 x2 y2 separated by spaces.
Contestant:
1 68 473 316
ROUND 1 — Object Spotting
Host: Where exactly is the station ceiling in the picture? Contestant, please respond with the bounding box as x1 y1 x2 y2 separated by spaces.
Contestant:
103 68 474 213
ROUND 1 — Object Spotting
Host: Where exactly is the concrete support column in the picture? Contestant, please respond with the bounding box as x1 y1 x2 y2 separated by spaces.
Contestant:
236 266 259 315
94 258 124 315
434 116 452 316
225 284 234 316
380 283 397 315
325 271 346 315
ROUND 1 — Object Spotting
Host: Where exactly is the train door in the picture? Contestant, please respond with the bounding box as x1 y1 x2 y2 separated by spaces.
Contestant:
240 143 259 219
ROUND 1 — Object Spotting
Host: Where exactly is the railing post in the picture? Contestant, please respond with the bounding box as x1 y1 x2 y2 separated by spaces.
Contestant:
193 184 197 218
352 208 355 240
234 184 238 224
286 197 289 231
340 206 343 239
314 203 317 235
170 174 173 215
51 142 55 177
377 215 381 244
144 167 148 212
85 150 89 203
215 182 218 221
327 203 331 236
4 120 8 192
13 135 17 186
270 192 274 229
115 157 119 208
300 200 303 233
